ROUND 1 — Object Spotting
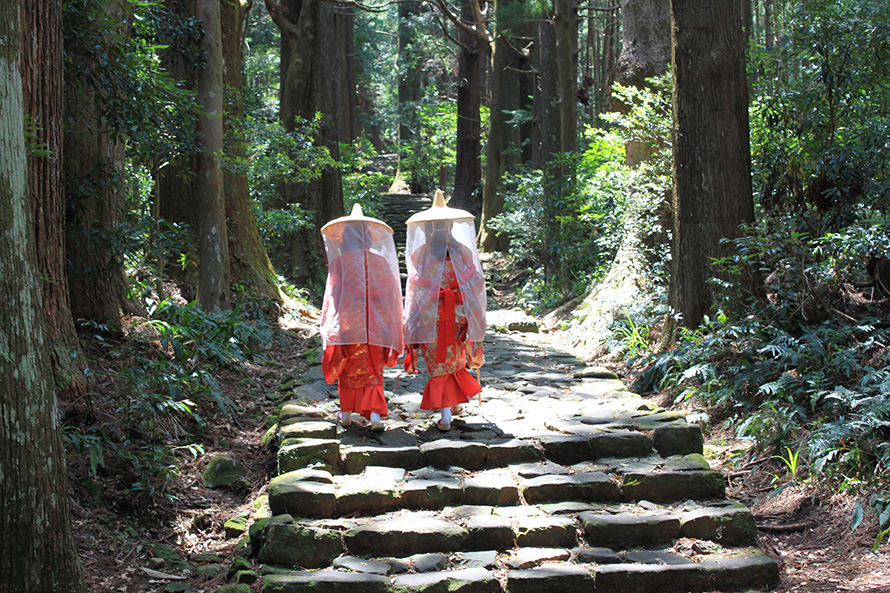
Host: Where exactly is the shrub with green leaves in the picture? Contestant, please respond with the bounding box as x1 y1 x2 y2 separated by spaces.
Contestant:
637 212 890 487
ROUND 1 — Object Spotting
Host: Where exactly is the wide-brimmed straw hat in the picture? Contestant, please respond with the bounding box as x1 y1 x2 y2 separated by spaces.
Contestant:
405 189 474 224
321 203 393 234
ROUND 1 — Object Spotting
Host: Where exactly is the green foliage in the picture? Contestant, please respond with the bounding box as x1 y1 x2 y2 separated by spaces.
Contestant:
66 305 272 500
636 212 890 486
63 0 203 166
749 0 890 224
494 76 672 312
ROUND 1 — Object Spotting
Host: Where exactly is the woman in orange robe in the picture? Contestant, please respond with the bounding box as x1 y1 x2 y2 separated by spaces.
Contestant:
320 205 403 431
404 190 486 431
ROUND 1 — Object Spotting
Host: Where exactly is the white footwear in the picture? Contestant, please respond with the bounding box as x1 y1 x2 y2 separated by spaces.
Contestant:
436 419 451 432
370 412 384 432
450 405 463 415
337 411 352 426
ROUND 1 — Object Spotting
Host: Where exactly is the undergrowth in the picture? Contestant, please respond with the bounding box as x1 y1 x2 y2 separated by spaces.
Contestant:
64 299 277 503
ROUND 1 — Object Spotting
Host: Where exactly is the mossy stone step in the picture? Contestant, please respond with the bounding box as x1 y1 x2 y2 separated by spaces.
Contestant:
259 550 778 592
266 464 729 518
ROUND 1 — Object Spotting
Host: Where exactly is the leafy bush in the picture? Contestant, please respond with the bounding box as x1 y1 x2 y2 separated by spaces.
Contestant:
66 305 273 500
636 212 890 487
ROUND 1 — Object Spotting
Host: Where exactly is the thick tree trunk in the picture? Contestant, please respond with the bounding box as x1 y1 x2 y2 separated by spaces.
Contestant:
267 0 347 287
668 0 754 330
479 0 524 252
553 0 578 162
397 0 422 191
221 0 281 302
195 0 231 310
21 0 86 393
0 5 86 589
533 17 560 170
478 20 512 252
64 0 139 334
450 0 485 217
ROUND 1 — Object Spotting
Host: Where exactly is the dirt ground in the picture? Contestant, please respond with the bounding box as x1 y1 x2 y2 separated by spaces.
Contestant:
63 289 890 593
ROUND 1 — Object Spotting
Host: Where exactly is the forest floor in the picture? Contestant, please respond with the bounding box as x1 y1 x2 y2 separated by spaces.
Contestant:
63 266 890 593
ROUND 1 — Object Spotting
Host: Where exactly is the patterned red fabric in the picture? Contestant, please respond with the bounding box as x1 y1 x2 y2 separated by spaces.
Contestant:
405 258 484 411
323 343 398 418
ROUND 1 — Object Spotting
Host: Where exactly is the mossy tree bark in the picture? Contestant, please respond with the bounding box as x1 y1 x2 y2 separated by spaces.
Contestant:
0 4 86 588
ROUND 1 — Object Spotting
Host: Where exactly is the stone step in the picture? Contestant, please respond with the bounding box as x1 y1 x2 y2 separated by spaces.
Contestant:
276 422 706 476
259 549 778 593
253 499 757 565
268 456 727 518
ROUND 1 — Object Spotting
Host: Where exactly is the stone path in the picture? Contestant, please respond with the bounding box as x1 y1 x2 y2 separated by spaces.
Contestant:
246 310 778 593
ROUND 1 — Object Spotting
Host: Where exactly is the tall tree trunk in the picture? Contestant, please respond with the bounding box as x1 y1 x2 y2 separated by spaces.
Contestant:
195 0 231 310
266 0 346 288
667 0 754 333
21 0 86 393
533 16 560 170
64 0 138 335
609 0 670 166
479 0 523 252
450 0 485 217
397 0 423 191
0 4 86 589
553 0 578 164
222 0 281 302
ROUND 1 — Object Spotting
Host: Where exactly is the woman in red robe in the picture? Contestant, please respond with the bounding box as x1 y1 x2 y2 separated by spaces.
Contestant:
320 205 403 431
403 190 486 431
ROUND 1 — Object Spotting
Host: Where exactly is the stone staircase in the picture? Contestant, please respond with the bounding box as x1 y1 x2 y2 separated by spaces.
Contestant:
246 322 779 593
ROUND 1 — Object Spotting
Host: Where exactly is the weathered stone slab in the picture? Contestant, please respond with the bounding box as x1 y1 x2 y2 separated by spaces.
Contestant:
459 551 499 569
570 546 622 564
538 435 592 465
465 515 514 551
279 421 337 440
622 551 695 565
589 563 706 592
268 473 336 518
278 439 339 473
279 403 326 424
392 567 499 593
421 440 489 470
342 445 422 474
463 470 520 506
486 439 542 466
335 467 404 515
681 501 757 545
514 516 576 548
630 411 685 430
263 571 390 593
345 515 468 557
585 431 653 460
401 478 463 509
510 461 571 478
256 523 342 569
653 424 704 457
574 367 619 380
332 556 392 575
406 553 449 572
504 547 571 569
621 471 726 503
699 552 780 590
520 472 620 504
661 453 711 471
505 565 594 593
579 512 680 550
